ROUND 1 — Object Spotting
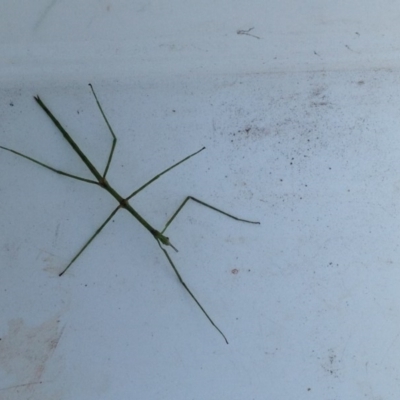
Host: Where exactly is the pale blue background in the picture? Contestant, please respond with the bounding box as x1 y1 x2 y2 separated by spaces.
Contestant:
1 1 400 399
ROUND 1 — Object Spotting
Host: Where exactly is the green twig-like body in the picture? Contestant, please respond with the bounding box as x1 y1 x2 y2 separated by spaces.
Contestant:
0 85 260 344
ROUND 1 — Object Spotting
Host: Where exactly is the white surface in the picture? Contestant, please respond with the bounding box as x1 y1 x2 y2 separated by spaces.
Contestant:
1 1 400 399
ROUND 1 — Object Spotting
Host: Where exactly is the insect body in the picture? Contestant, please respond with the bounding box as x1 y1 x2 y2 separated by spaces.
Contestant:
0 85 260 343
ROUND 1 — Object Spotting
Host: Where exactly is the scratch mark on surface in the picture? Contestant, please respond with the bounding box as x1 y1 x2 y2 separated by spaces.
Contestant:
380 331 400 364
345 44 360 54
0 381 45 391
33 0 59 31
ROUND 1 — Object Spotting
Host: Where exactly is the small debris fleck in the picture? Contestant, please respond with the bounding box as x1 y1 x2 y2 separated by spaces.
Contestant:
236 27 260 39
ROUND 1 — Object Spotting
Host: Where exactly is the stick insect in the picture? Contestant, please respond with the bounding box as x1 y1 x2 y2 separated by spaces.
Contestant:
0 85 260 343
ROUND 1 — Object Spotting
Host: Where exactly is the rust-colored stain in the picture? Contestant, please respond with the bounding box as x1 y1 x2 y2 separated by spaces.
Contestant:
0 315 64 399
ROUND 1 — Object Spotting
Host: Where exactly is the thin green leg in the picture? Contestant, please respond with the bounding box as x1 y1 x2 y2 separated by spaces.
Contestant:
161 196 260 234
0 145 98 185
59 205 121 276
125 147 205 201
88 84 117 179
155 197 259 343
156 239 229 344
